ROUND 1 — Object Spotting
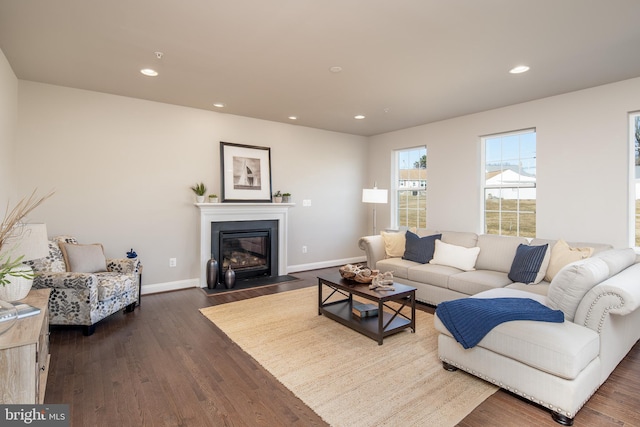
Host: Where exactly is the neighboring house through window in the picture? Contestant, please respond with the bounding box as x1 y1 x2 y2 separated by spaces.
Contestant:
482 129 537 237
393 146 427 229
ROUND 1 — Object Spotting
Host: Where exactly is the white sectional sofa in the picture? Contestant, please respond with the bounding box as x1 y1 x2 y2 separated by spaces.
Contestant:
358 229 640 425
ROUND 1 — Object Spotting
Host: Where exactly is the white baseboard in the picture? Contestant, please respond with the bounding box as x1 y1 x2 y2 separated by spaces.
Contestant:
141 256 366 294
287 256 366 274
141 278 199 295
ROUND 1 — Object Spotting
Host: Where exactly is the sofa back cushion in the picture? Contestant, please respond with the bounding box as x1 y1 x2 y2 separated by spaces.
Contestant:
414 228 440 237
475 234 528 273
547 257 609 322
593 248 637 278
27 235 79 273
440 231 478 248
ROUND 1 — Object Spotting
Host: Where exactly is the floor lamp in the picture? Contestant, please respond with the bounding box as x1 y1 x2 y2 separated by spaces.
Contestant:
362 185 388 235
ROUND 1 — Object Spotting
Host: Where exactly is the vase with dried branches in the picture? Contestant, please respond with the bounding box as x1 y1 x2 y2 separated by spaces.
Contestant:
0 190 54 291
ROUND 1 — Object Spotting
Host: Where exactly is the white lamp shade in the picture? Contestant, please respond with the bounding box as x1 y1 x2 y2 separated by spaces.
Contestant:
0 223 49 262
362 188 388 204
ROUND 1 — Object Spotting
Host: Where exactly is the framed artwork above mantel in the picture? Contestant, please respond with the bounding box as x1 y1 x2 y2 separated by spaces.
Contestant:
220 141 273 202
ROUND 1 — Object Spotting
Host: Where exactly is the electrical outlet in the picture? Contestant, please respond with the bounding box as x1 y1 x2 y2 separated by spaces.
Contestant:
169 258 177 267
303 199 311 207
302 246 308 253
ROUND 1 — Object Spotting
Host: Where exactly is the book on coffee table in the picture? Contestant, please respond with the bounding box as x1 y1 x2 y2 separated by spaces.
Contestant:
352 301 378 319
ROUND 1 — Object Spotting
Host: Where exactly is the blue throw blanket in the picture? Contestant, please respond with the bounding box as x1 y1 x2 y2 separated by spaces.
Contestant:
436 298 564 349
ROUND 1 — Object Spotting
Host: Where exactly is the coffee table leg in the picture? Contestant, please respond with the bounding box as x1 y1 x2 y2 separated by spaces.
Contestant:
378 300 384 345
318 278 322 315
411 292 416 333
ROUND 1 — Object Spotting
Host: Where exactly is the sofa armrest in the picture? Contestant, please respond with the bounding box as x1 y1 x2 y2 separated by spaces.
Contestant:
33 272 98 291
574 262 640 332
107 258 141 275
358 235 386 269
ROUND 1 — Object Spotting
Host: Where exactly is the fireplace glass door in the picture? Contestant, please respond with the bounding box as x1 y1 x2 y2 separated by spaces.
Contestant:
220 231 270 278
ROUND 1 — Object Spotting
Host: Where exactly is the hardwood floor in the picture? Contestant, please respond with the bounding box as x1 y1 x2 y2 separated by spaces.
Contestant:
45 268 640 426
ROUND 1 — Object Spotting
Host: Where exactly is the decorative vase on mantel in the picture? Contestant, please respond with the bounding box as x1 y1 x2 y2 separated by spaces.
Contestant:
224 266 236 289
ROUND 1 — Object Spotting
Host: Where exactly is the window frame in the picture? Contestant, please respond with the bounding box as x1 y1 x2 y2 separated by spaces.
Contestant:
629 111 640 248
480 128 537 237
392 146 427 230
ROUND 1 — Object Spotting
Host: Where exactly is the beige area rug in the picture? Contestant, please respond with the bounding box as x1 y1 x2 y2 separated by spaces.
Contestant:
200 287 498 427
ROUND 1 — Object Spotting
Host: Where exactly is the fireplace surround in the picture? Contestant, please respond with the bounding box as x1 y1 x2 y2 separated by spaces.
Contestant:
197 203 293 287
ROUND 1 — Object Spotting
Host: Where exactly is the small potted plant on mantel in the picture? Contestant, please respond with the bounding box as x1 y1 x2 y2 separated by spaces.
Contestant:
273 191 283 203
208 194 219 203
190 182 206 203
282 192 291 203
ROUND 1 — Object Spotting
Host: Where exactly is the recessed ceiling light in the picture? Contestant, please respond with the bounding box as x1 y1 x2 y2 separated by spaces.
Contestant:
212 103 226 108
509 65 530 74
354 115 365 120
140 68 158 77
288 116 297 120
329 66 343 73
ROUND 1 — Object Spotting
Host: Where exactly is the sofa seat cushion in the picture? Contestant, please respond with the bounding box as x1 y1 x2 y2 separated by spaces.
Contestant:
435 288 600 379
407 263 462 289
96 273 134 302
376 258 418 279
435 310 599 380
447 270 513 295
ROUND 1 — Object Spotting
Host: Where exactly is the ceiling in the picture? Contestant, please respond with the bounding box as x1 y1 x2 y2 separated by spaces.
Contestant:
2 1 640 137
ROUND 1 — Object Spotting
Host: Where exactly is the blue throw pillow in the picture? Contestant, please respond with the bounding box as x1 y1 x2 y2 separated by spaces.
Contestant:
508 243 549 284
402 231 442 264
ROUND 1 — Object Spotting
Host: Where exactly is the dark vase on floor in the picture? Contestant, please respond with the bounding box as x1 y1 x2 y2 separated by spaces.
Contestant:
224 266 236 289
206 257 219 289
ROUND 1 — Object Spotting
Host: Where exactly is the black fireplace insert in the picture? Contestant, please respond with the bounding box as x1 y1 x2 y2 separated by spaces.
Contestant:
211 220 278 281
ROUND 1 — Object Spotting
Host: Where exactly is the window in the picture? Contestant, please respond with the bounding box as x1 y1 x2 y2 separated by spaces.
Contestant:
482 129 536 237
393 147 427 229
630 112 640 247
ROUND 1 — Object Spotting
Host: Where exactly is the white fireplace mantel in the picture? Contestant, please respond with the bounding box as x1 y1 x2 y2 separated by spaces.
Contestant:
197 203 295 287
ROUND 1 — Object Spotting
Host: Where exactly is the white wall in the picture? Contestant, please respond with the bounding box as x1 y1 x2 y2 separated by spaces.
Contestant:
369 77 640 248
0 48 17 204
14 81 369 289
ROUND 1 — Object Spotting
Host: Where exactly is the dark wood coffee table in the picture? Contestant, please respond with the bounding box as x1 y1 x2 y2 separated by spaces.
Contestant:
317 271 416 345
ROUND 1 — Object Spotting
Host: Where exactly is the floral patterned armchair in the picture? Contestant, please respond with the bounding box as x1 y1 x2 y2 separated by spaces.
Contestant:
26 236 140 335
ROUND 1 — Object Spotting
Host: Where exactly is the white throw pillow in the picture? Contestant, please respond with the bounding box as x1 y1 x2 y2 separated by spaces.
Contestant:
547 257 609 322
429 239 480 271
